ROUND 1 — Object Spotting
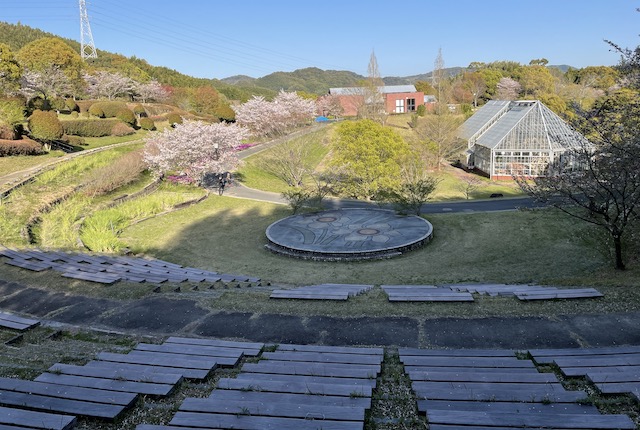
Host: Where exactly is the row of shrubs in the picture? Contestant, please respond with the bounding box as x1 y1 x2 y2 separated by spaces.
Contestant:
0 138 45 156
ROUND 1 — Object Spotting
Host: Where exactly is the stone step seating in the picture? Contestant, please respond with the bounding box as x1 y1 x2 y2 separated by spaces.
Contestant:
137 344 384 429
270 283 373 300
381 285 474 302
0 337 263 424
0 311 40 331
530 346 640 402
0 405 76 430
400 348 635 429
0 375 137 421
448 283 604 301
0 248 260 286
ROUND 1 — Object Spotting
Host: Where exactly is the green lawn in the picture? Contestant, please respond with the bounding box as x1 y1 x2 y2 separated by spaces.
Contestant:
120 196 632 287
115 196 640 317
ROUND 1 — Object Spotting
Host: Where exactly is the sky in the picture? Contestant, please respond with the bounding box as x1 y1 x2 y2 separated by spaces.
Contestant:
2 0 639 80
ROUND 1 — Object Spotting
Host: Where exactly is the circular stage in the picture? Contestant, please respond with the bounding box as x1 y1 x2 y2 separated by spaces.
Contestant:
265 208 433 261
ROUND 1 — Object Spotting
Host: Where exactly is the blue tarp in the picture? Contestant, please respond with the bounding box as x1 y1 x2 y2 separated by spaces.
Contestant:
315 116 330 122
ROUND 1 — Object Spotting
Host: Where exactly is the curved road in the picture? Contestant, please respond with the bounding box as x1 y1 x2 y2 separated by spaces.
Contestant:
223 181 541 214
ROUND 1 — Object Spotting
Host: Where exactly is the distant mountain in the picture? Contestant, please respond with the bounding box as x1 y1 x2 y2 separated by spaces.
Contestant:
549 64 573 73
383 67 466 85
248 67 365 94
221 75 256 85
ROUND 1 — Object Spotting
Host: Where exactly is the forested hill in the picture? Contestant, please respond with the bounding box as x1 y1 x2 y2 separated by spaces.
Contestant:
249 68 365 94
0 21 276 101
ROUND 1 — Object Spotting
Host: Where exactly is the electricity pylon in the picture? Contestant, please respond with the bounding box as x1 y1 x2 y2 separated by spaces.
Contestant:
79 0 97 59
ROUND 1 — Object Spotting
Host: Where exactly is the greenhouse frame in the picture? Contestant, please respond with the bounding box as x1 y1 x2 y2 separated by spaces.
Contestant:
459 100 590 179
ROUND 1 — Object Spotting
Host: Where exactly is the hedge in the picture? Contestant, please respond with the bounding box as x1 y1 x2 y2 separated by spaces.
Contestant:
0 138 44 156
62 119 121 137
91 101 128 118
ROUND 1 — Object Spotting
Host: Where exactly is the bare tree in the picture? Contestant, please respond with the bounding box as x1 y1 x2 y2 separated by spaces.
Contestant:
517 92 640 270
458 175 482 199
414 113 465 171
359 50 386 123
257 138 314 187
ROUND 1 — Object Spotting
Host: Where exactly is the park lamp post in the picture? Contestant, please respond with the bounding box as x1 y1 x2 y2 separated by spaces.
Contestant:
213 143 220 160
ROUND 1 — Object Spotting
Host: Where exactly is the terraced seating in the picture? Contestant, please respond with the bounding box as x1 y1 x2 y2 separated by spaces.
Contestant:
270 283 373 300
0 376 137 421
0 311 40 331
400 348 635 429
0 248 259 287
137 344 383 429
529 346 640 401
448 283 604 301
381 285 474 302
0 406 76 429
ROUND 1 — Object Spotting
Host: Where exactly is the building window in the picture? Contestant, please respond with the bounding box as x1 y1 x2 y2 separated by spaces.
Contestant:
407 98 416 111
395 99 405 113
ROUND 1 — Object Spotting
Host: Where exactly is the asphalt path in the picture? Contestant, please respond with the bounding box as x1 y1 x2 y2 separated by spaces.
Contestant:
224 181 542 214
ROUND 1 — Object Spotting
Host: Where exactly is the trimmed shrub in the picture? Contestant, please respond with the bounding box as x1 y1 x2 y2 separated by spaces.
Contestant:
69 111 79 118
116 108 136 127
0 125 16 140
111 122 135 136
28 110 63 141
166 113 183 126
62 135 86 146
50 97 66 112
62 119 120 137
216 104 236 122
88 104 105 118
76 100 94 113
65 99 79 112
0 138 44 156
91 101 128 118
133 104 146 117
139 117 155 130
416 104 426 116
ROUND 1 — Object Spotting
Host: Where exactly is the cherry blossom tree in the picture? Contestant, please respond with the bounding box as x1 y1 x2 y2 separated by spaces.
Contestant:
274 89 316 127
143 120 248 182
495 77 522 100
134 79 168 103
20 66 72 102
235 90 315 137
84 71 135 100
316 93 343 117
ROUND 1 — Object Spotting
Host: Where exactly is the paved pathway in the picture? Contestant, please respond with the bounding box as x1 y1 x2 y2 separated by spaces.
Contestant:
0 280 638 348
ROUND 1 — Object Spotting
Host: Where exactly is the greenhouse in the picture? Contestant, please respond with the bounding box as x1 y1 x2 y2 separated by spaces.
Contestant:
459 100 589 179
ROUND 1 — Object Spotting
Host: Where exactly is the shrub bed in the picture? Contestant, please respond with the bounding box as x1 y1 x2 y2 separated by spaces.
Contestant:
91 101 128 118
111 122 136 137
62 119 121 137
0 138 44 156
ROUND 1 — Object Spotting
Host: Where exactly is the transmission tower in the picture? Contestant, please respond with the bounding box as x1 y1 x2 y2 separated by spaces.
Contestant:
79 0 97 59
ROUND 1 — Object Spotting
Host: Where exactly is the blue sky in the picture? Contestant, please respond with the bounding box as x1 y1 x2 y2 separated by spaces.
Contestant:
3 0 639 79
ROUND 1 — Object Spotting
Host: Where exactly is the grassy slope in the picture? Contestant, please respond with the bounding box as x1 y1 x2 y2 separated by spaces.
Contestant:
236 127 332 194
238 119 523 200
